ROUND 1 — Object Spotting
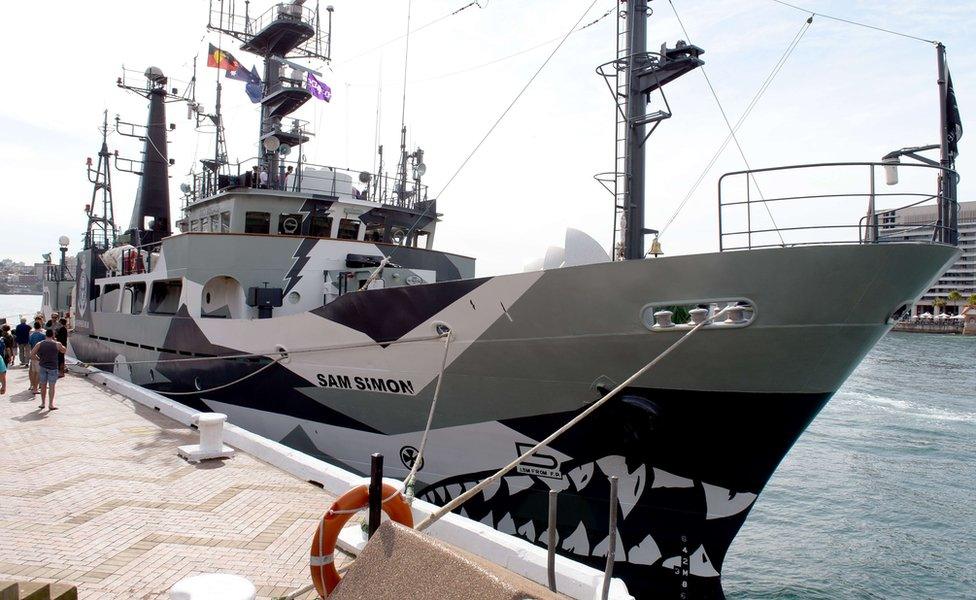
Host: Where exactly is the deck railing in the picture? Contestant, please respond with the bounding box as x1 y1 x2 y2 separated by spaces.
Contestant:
718 161 959 251
184 157 430 212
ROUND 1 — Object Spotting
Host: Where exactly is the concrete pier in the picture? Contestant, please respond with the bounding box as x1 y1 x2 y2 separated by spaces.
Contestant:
0 367 346 599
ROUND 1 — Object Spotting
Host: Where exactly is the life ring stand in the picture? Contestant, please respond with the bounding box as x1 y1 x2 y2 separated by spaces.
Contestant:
310 482 414 597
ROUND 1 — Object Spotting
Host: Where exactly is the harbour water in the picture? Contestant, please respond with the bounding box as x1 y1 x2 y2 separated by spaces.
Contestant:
0 294 42 321
724 332 976 599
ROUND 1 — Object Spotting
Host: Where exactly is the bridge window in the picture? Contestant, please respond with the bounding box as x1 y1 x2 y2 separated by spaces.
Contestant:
245 211 271 234
99 284 120 313
337 218 360 240
190 219 200 232
148 279 183 315
365 223 385 243
122 282 146 315
310 215 332 237
279 213 303 235
220 211 231 232
210 214 220 233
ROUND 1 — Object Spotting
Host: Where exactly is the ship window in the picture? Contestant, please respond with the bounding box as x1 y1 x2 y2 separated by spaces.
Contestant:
245 211 271 234
189 219 200 232
122 282 146 315
337 218 360 240
310 215 332 237
365 223 385 243
415 230 430 249
279 213 303 235
220 211 231 232
99 284 121 313
148 279 182 315
210 214 220 233
200 217 211 233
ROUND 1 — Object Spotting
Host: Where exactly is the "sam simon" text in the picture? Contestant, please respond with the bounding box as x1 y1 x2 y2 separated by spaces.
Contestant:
316 373 416 395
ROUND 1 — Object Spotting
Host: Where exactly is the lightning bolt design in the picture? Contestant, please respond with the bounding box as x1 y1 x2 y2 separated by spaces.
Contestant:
283 237 318 295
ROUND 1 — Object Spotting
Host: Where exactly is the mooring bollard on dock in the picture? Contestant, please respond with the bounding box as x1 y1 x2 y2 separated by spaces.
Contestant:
177 412 235 463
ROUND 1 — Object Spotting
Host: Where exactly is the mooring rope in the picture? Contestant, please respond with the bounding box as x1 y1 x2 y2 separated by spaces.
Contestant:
415 306 731 532
76 332 449 396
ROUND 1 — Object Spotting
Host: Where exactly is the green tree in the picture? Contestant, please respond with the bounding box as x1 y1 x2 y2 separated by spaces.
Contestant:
968 293 976 307
947 290 963 303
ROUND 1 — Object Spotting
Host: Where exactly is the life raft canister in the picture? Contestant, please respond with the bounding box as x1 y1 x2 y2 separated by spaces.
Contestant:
309 482 414 597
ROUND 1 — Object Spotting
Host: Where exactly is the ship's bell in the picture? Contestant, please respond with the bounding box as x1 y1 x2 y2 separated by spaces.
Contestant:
649 236 664 257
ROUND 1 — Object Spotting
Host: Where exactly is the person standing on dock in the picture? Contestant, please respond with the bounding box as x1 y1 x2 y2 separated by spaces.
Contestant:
0 325 13 368
14 318 31 366
55 318 68 378
27 322 44 394
0 338 6 395
30 330 66 410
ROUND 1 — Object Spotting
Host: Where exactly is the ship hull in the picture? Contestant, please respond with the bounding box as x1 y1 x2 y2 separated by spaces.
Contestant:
68 242 958 599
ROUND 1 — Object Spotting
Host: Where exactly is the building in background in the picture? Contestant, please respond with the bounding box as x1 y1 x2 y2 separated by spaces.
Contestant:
878 200 976 315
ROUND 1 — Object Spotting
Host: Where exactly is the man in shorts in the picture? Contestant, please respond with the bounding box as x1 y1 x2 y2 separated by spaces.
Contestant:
30 329 66 410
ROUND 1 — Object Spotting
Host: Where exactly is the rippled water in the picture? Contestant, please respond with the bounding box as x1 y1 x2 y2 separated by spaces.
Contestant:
0 294 42 321
723 332 976 599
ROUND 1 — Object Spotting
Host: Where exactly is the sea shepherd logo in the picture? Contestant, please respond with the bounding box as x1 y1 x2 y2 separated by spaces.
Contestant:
316 373 416 395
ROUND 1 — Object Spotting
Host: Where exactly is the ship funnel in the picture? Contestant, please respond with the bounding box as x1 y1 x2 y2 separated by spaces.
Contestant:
127 69 172 245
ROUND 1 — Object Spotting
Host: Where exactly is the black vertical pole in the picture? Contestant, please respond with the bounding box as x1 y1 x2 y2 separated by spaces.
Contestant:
368 453 384 538
624 0 649 260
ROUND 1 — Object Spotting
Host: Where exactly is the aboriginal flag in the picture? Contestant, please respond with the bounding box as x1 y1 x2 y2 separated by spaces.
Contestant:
946 69 963 156
207 43 241 72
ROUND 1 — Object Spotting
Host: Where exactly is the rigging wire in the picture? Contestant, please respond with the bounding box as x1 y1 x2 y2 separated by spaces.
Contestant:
337 0 486 66
768 0 936 45
399 0 413 141
659 14 814 237
412 5 615 84
664 0 785 246
363 0 603 275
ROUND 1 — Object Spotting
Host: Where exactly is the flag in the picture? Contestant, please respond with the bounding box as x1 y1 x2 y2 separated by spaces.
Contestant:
946 70 963 156
207 43 241 72
226 62 258 83
245 66 264 103
305 72 331 102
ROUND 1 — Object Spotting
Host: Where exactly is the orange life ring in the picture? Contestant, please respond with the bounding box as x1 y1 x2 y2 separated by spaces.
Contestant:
310 482 414 597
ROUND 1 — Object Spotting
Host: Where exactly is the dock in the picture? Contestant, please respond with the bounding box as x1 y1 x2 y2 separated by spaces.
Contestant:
0 366 347 599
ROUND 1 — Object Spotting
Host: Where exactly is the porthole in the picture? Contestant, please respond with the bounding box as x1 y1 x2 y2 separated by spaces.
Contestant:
287 291 301 304
205 292 212 304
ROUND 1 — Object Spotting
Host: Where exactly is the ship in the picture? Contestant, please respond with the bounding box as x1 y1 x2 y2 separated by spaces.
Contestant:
44 2 962 598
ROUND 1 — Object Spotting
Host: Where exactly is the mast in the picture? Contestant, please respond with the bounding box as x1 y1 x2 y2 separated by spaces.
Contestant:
125 68 173 246
623 0 649 260
207 0 332 188
594 2 703 260
84 110 118 251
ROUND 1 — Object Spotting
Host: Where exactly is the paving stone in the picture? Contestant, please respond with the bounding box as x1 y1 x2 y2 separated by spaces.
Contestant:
0 369 347 599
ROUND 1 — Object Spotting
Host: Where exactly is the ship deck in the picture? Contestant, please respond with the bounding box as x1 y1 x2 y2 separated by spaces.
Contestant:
0 366 347 599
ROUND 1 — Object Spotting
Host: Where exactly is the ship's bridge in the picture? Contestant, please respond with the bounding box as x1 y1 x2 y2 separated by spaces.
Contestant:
178 159 438 249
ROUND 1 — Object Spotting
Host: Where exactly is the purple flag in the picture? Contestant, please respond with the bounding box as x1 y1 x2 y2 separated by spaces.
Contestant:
305 72 331 102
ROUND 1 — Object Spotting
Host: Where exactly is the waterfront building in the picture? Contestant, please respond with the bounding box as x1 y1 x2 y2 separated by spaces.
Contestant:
879 200 976 314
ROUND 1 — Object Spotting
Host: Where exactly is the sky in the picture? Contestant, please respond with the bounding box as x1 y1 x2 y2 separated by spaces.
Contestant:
0 0 973 275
